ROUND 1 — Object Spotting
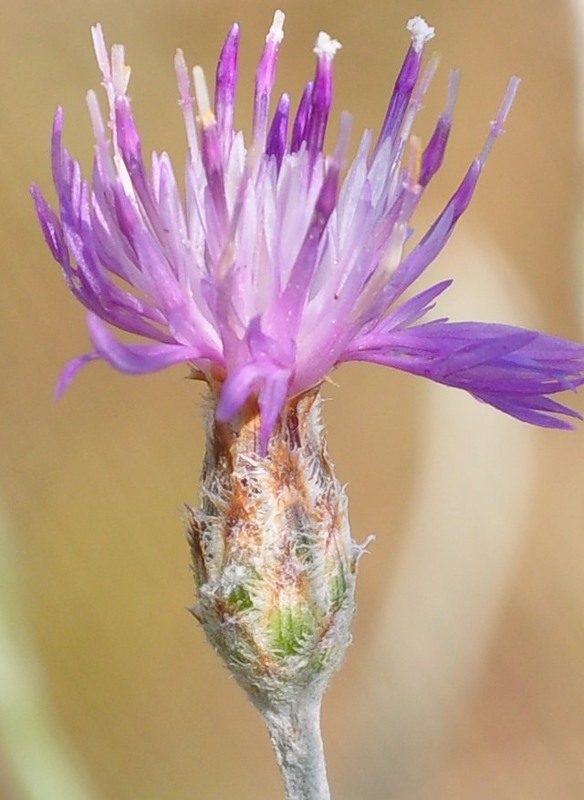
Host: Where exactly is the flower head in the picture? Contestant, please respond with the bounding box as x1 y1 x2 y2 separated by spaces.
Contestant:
32 11 584 450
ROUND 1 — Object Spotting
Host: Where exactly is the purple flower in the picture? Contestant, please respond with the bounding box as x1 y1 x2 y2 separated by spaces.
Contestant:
32 11 584 449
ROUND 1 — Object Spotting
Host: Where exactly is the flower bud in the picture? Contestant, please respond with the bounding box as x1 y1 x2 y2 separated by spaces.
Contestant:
187 390 359 705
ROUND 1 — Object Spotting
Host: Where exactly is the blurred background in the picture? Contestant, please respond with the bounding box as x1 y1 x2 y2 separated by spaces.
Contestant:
2 0 584 797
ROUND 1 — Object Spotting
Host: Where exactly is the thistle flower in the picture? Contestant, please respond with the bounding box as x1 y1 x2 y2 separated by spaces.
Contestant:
31 12 584 800
31 11 584 453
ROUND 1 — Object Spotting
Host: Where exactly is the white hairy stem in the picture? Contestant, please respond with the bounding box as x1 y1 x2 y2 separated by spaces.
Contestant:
260 698 330 800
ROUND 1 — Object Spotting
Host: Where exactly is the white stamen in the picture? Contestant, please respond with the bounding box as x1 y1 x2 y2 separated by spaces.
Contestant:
91 24 111 82
86 90 114 182
313 31 342 58
192 65 214 126
406 16 435 53
111 43 131 96
267 9 285 43
331 111 352 169
175 49 200 158
479 76 520 164
86 89 106 145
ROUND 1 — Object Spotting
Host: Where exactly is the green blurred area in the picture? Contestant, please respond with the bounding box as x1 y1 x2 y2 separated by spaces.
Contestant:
1 1 584 798
0 505 99 800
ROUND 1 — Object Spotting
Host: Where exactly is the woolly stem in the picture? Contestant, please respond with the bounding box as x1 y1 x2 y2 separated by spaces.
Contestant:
260 698 330 800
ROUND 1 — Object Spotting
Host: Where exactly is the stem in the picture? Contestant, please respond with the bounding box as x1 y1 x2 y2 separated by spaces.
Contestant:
260 698 331 800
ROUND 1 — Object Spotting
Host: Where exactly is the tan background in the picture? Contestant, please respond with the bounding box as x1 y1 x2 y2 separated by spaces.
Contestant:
2 0 584 798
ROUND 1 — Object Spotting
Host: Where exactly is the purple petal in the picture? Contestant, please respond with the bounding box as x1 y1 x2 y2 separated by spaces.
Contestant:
31 184 67 263
290 81 313 152
253 10 285 145
214 22 239 154
86 313 202 373
35 14 584 445
384 160 481 306
257 372 291 454
55 352 100 398
216 318 294 448
266 93 290 170
374 44 422 155
342 321 584 428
